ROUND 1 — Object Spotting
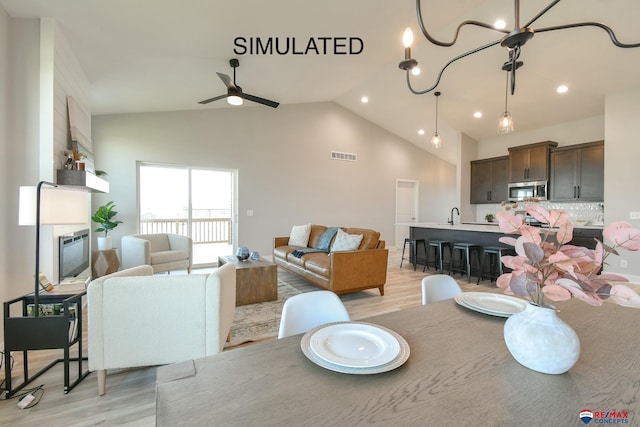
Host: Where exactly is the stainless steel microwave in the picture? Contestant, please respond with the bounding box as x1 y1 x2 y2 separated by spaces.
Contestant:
508 180 548 202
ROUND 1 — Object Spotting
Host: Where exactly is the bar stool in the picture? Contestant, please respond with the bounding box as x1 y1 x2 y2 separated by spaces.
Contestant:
424 240 452 273
449 242 481 282
400 238 427 271
476 246 515 285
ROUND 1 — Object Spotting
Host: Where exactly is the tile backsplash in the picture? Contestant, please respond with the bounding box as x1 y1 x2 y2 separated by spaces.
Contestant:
475 201 604 225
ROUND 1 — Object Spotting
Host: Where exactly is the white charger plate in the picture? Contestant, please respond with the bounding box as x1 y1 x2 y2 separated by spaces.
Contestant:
455 292 527 317
309 322 400 368
301 322 410 374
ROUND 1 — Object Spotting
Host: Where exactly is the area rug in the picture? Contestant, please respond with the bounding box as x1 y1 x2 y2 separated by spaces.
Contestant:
225 279 302 348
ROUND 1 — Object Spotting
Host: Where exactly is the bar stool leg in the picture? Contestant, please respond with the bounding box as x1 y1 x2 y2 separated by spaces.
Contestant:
400 239 408 268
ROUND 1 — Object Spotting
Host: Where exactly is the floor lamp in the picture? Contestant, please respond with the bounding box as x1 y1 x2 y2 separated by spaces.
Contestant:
19 181 88 316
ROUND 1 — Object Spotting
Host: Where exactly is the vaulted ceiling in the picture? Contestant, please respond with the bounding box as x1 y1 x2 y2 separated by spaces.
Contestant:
2 0 639 164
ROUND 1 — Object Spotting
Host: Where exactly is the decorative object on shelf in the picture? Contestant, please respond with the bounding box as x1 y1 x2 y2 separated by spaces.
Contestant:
495 205 640 373
484 213 494 223
430 91 442 149
398 0 640 113
18 181 89 313
92 201 122 250
64 152 74 170
504 302 580 374
236 246 250 261
250 251 260 261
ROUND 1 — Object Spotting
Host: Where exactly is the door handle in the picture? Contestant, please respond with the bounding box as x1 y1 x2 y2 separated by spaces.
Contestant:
577 186 580 199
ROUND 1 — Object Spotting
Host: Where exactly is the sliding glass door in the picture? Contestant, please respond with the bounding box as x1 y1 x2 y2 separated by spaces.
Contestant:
138 163 236 268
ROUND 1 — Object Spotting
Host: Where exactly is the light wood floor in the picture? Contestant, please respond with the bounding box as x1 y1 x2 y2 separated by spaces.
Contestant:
0 249 497 426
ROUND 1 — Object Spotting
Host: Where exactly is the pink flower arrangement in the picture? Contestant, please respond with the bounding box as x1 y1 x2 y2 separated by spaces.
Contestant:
496 205 640 308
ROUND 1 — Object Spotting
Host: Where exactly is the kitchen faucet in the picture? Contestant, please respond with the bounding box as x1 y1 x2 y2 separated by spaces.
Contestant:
448 207 460 225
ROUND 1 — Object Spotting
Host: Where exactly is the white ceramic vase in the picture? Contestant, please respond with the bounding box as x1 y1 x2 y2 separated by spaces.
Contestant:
97 236 112 250
503 302 580 375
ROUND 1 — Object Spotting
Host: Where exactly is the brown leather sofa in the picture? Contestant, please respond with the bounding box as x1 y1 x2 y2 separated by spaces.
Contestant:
273 225 388 295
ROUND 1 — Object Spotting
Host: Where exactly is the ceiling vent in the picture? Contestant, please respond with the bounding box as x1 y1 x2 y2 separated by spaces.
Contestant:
330 151 357 162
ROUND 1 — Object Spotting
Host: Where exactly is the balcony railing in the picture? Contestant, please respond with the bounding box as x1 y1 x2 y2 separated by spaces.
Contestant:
139 218 232 244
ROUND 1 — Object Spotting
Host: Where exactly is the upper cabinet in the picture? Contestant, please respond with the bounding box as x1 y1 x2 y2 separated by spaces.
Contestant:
550 141 604 202
470 156 509 204
508 141 558 182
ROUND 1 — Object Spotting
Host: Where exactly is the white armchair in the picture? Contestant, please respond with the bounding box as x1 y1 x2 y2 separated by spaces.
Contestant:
87 263 236 395
121 233 192 274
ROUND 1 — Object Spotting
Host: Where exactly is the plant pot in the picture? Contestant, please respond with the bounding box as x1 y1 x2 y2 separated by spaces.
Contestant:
503 303 580 374
97 236 112 250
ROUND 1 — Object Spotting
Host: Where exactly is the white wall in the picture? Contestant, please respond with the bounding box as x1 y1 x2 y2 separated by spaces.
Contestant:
0 5 10 314
604 87 640 280
1 15 92 346
3 17 41 327
91 103 457 256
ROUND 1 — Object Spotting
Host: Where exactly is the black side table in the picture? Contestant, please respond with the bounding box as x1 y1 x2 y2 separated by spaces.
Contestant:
3 288 90 397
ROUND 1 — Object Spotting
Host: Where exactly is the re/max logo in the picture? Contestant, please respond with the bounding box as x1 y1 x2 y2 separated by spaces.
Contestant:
594 411 629 419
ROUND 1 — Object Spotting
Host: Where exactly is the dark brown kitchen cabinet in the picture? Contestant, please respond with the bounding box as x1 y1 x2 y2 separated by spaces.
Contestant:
550 141 604 201
470 156 509 204
508 141 557 182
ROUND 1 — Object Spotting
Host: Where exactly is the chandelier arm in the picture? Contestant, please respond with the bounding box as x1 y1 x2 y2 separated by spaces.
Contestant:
405 39 501 95
522 0 562 28
535 22 640 48
416 0 507 48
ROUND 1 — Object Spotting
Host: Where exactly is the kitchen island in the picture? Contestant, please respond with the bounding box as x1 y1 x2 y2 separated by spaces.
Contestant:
400 222 603 277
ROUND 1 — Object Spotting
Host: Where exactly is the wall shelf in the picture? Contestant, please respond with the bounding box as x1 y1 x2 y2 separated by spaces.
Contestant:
57 170 109 193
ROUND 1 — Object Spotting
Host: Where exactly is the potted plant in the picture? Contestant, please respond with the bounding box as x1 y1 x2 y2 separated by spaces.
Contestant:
495 206 640 374
92 201 123 250
484 213 495 223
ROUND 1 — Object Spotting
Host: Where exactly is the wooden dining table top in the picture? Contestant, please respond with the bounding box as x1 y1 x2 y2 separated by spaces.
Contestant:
155 296 640 426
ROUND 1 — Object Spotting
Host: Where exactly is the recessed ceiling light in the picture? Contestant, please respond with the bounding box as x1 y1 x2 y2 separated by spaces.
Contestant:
494 19 506 30
473 111 483 118
418 129 425 135
411 67 421 76
556 85 568 94
361 96 369 103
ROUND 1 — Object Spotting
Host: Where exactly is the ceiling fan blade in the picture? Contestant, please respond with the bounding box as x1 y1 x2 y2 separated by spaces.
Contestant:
198 94 227 105
216 72 237 90
241 93 280 108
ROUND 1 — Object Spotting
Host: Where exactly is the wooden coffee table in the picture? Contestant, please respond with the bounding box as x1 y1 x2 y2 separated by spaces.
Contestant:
218 255 278 306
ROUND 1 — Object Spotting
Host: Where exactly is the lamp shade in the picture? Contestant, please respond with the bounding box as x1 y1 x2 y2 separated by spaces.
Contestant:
19 186 88 226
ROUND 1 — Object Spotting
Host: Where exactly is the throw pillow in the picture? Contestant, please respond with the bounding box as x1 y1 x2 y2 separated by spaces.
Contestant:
315 227 339 252
331 229 363 252
289 224 312 247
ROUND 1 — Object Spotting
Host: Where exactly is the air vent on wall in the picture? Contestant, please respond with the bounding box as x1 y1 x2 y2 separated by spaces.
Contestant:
330 151 357 162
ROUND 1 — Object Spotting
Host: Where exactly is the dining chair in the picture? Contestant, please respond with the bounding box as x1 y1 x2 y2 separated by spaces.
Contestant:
421 274 462 305
278 291 351 338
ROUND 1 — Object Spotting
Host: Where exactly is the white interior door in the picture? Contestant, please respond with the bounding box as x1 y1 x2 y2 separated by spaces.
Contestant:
395 179 419 249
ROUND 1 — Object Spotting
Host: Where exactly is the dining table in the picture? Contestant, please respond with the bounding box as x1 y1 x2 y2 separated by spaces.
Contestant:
155 295 640 426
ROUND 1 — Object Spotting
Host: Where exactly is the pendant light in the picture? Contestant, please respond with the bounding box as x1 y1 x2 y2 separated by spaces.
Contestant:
431 91 442 149
498 72 514 134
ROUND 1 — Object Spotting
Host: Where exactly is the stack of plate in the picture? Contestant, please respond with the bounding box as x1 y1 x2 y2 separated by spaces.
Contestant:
455 292 527 317
300 321 410 374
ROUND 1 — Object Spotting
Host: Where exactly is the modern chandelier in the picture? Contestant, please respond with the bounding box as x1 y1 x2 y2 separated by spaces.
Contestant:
399 0 640 133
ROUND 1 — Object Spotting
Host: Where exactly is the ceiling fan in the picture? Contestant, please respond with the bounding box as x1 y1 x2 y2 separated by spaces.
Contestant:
198 59 279 108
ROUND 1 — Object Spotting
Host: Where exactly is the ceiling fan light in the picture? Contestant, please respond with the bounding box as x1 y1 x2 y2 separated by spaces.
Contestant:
498 111 514 134
227 95 243 106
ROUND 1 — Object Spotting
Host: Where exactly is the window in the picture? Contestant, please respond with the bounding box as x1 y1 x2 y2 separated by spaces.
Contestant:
138 163 236 267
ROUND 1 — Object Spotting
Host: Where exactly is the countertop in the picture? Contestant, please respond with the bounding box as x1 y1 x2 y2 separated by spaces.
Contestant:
397 222 603 232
